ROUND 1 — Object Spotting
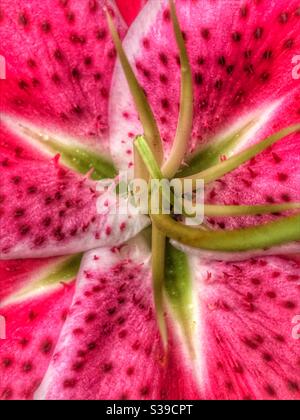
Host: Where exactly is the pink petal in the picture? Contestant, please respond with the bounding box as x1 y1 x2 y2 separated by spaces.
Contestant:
36 245 300 400
191 255 300 400
36 242 200 400
116 0 147 25
0 0 126 153
109 0 300 169
0 127 149 259
0 259 75 400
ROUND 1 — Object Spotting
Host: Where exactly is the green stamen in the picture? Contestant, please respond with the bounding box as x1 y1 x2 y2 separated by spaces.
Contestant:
135 136 300 252
135 135 163 179
204 203 300 217
154 0 193 347
181 124 300 186
162 0 193 179
135 135 300 218
135 135 179 215
108 0 300 355
108 1 194 346
106 11 168 344
151 213 300 252
106 9 163 172
155 0 193 348
178 120 257 177
152 227 168 349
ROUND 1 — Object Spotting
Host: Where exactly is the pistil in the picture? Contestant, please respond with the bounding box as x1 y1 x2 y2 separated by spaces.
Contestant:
107 0 194 347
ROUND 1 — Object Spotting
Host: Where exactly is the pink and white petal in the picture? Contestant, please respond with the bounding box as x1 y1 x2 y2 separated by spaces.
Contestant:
0 123 49 162
116 0 147 25
35 243 300 400
36 240 201 400
191 255 300 400
0 140 149 259
0 0 126 154
0 257 77 400
0 257 60 301
109 0 300 169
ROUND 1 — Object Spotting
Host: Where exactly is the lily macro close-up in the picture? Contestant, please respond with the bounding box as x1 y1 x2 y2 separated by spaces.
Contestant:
0 0 300 402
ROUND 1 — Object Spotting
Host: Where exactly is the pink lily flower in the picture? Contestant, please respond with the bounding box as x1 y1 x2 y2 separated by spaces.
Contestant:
0 0 300 401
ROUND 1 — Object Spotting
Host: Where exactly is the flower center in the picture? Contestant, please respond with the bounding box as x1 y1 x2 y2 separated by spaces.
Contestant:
106 0 300 343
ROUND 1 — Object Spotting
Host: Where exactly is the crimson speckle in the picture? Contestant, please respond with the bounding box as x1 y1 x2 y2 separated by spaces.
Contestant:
232 32 242 42
96 28 107 40
63 379 77 389
279 12 289 24
102 363 113 373
265 385 277 397
54 49 64 62
2 358 13 368
163 9 170 22
283 301 296 310
22 362 33 373
288 381 299 393
140 386 150 396
18 13 29 27
284 38 294 49
19 225 31 236
41 21 51 33
277 173 288 182
85 312 97 323
14 208 25 218
254 27 264 39
40 339 53 355
201 28 211 40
